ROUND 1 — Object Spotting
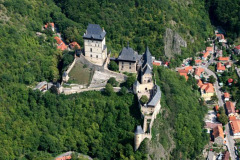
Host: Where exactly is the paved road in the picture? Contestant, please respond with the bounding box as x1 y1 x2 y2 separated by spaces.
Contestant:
225 123 237 159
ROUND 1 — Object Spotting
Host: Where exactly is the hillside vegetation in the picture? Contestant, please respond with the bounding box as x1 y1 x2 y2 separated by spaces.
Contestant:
146 67 208 159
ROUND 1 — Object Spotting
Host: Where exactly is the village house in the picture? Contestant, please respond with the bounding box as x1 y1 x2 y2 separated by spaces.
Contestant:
216 62 226 73
224 92 230 102
225 101 235 116
228 78 233 86
34 81 53 92
44 22 55 32
117 45 141 73
152 61 161 66
54 36 67 51
194 67 204 79
177 66 193 80
83 24 107 66
216 34 227 43
218 57 229 62
212 126 224 145
223 151 230 160
202 51 209 60
69 42 81 50
206 47 214 54
205 122 222 134
234 45 240 54
230 119 240 136
195 59 202 66
197 80 215 101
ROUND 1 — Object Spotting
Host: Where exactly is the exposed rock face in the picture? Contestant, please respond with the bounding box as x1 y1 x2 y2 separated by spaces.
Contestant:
164 28 187 58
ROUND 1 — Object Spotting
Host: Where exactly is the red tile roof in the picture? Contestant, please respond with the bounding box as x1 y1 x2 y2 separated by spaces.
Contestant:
184 66 193 71
194 67 204 76
226 101 235 114
224 92 230 98
200 83 214 93
228 78 233 83
212 126 224 139
235 45 240 50
215 105 219 111
203 51 209 58
205 122 222 129
54 37 67 51
216 34 225 40
45 23 54 29
69 42 81 49
218 57 229 61
153 62 161 66
195 59 202 64
217 62 226 71
229 115 236 121
206 47 213 52
178 69 188 80
197 79 203 87
230 120 240 134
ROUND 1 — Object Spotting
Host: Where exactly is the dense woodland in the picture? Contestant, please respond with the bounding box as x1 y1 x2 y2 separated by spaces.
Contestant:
0 0 228 159
149 67 208 159
206 0 240 39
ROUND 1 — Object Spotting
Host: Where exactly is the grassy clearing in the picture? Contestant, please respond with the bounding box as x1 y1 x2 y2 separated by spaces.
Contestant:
68 61 94 85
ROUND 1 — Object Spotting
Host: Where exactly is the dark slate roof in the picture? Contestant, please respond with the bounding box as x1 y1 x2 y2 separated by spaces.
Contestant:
56 82 61 88
117 46 138 62
142 46 153 69
148 85 161 107
143 64 152 75
135 125 144 135
83 24 106 40
134 80 140 86
63 71 68 77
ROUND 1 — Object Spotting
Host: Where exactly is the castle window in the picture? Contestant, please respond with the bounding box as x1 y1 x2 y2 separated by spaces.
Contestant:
90 54 92 57
145 88 147 90
90 48 92 52
122 62 124 65
129 66 131 69
96 55 98 59
129 62 131 65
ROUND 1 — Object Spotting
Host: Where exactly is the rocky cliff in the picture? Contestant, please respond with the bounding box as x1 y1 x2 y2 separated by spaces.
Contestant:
164 28 187 58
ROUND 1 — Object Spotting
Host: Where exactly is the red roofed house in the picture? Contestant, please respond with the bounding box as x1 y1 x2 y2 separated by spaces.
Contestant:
194 67 204 79
45 23 55 32
225 101 235 116
178 69 188 80
218 57 229 62
215 105 219 112
164 61 169 67
195 59 202 66
69 42 81 50
199 83 215 101
202 51 209 60
223 151 230 160
228 78 233 86
230 119 240 136
204 122 222 133
224 92 230 102
234 45 240 54
153 61 161 66
229 115 236 121
212 126 224 145
216 34 227 43
216 62 225 73
54 37 67 51
206 47 214 54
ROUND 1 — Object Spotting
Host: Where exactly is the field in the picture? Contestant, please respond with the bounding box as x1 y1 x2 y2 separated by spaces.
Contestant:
68 61 94 85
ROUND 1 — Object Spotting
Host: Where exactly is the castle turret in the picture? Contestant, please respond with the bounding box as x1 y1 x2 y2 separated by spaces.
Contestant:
134 125 144 151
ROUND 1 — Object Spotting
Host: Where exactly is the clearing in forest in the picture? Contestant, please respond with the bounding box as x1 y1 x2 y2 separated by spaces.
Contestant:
68 61 94 85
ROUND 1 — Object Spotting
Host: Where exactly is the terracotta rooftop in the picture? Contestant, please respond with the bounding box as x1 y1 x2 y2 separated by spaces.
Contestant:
217 62 226 71
218 57 229 61
200 83 214 93
195 59 202 64
212 126 224 139
229 115 236 121
215 105 219 111
205 122 222 129
216 34 225 40
184 66 193 71
230 120 240 134
226 101 235 114
206 47 213 52
224 92 230 98
197 79 203 87
235 45 240 50
45 23 54 29
153 61 161 66
194 67 204 76
203 51 209 58
178 69 188 80
69 42 81 49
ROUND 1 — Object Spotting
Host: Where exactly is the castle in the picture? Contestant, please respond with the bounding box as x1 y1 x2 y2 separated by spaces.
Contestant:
132 47 161 150
83 24 108 66
63 24 161 151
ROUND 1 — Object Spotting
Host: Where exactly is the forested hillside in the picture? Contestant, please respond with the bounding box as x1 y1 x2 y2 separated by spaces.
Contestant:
206 0 240 39
146 67 208 159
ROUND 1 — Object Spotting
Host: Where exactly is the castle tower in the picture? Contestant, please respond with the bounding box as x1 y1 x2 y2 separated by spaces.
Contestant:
83 24 107 66
134 125 144 151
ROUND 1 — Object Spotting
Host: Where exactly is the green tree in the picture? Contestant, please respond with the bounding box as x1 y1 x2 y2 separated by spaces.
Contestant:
125 75 136 88
140 95 149 105
120 87 128 95
105 83 114 96
211 94 218 103
108 61 119 71
209 75 216 84
218 114 228 125
107 77 118 87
